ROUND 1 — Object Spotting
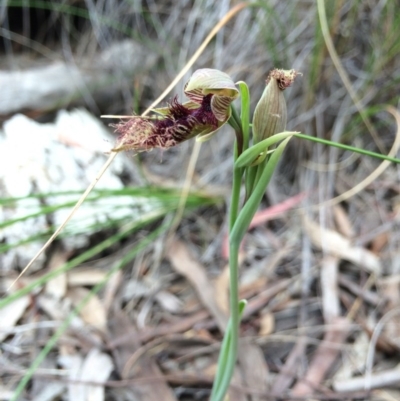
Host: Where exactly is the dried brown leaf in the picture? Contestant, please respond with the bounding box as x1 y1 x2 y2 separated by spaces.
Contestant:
214 265 230 314
333 204 355 238
45 250 68 299
333 364 400 392
370 232 389 254
372 389 400 401
155 290 183 313
291 317 351 396
67 269 108 287
303 214 381 274
59 354 84 401
79 349 114 401
375 278 400 349
238 339 270 401
334 331 369 381
0 296 30 342
321 256 340 323
259 311 275 336
271 338 307 395
230 368 248 401
103 269 123 314
166 238 228 331
108 312 178 401
67 287 106 331
37 294 66 321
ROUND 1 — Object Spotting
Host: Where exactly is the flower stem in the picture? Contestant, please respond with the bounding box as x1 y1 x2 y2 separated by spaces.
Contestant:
229 106 244 155
211 242 240 401
210 135 243 401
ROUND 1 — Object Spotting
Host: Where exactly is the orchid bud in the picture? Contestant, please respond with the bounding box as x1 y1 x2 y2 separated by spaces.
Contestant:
112 68 238 152
252 69 299 144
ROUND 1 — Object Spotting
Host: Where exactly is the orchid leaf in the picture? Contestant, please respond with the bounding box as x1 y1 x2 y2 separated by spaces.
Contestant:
235 131 296 168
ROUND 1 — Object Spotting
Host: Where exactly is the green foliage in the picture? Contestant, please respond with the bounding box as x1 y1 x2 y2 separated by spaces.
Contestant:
0 187 219 254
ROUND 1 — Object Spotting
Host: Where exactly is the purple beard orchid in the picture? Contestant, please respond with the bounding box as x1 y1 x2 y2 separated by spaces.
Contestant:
111 69 239 152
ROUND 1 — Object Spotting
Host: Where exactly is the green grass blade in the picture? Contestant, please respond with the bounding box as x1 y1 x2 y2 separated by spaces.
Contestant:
293 133 400 164
0 187 219 252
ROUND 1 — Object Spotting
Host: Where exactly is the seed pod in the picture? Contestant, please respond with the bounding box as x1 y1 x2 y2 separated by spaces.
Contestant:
252 69 298 144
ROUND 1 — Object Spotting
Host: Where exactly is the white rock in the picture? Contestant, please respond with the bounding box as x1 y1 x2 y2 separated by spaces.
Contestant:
0 109 155 272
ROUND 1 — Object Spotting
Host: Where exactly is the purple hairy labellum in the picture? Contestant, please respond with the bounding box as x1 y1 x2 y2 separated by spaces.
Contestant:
112 95 218 151
112 68 239 152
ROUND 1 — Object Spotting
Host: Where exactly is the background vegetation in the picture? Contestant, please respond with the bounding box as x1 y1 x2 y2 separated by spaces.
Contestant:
1 1 400 400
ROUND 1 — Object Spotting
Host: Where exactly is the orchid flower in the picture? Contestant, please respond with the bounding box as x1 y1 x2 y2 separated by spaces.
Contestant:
112 68 239 152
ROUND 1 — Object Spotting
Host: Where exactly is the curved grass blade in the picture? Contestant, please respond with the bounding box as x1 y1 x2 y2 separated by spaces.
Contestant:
293 133 400 164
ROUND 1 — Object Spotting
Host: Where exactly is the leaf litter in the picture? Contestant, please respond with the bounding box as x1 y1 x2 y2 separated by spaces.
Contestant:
2 2 400 401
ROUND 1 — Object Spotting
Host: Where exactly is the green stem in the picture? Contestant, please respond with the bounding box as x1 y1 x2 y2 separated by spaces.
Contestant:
229 105 243 136
209 322 232 398
213 141 290 401
212 242 240 401
229 159 243 230
210 300 247 400
229 106 244 155
210 138 243 400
